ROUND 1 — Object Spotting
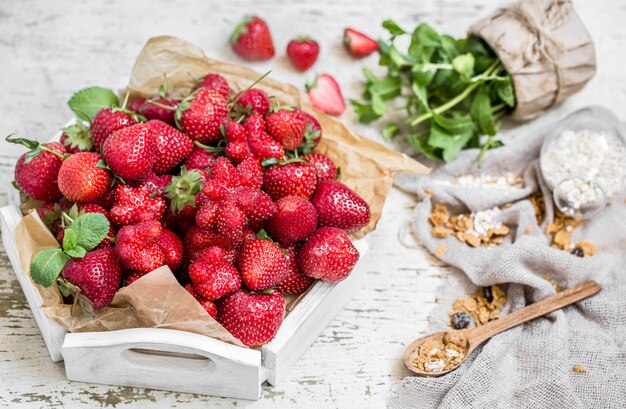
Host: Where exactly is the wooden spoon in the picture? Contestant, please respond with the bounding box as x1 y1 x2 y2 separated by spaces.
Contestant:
403 280 602 377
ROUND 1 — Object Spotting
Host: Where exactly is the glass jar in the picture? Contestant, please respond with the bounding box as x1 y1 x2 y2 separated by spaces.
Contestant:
539 106 626 219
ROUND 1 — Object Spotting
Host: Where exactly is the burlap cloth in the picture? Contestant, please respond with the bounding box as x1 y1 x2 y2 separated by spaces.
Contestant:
389 119 626 408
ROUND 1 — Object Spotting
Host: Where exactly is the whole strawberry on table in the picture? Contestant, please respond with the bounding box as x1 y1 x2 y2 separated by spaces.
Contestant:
8 73 371 348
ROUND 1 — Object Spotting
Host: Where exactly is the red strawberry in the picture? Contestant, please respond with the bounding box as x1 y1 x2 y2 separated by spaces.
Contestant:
157 228 184 272
306 74 345 116
235 157 263 189
197 73 231 100
311 181 371 233
139 97 179 126
185 284 218 318
60 247 123 309
262 161 317 200
238 239 288 291
230 187 276 228
230 16 275 61
216 200 247 242
286 37 319 71
8 137 66 201
185 226 239 254
217 289 285 347
298 227 359 282
37 200 71 235
235 88 270 116
140 173 173 198
164 167 206 218
125 271 147 286
91 108 138 151
245 114 284 161
176 88 228 145
58 152 112 203
110 185 166 226
184 146 219 171
128 98 145 114
298 111 323 152
276 246 314 294
302 153 337 181
115 220 164 273
146 120 193 174
103 123 155 180
343 27 379 57
265 109 307 151
267 195 317 244
189 257 241 301
59 121 93 154
225 122 251 162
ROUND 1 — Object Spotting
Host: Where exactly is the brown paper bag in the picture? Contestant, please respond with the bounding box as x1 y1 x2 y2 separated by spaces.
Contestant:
12 36 428 341
470 0 596 121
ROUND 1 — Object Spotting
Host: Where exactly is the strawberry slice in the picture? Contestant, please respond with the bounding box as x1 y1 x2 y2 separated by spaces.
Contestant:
343 28 379 58
306 74 346 116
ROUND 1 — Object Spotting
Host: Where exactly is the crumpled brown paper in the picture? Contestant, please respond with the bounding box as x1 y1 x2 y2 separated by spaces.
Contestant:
13 36 427 343
470 0 596 121
126 36 429 237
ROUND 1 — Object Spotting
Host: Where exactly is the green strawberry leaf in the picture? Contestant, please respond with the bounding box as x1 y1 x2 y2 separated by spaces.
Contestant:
66 213 110 253
68 87 119 122
30 248 71 287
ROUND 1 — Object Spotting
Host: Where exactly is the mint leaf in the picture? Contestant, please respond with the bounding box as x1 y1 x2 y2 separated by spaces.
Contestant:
30 248 70 287
382 20 407 38
496 78 516 107
63 228 77 251
452 53 475 81
68 87 119 121
65 247 87 259
470 91 497 136
383 124 399 140
69 213 110 252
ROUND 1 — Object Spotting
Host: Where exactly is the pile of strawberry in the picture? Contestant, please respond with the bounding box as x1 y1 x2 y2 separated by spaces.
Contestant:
10 73 371 347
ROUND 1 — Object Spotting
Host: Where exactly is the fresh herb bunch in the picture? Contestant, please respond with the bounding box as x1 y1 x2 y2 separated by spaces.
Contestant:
352 20 516 162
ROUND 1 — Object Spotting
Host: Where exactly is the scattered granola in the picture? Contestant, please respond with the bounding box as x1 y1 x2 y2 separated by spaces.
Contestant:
572 365 587 373
429 203 510 248
448 285 507 328
544 275 562 292
435 244 447 258
545 210 596 256
529 193 546 225
412 331 468 372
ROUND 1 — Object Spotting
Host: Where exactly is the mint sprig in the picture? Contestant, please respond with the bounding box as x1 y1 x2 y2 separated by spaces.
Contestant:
30 211 110 287
68 86 119 122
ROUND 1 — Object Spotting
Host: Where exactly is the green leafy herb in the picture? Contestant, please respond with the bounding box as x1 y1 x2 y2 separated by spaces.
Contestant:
353 21 516 162
30 248 71 287
68 86 119 122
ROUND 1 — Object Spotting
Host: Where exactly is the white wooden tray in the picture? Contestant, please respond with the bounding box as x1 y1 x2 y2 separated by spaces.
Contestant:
0 201 369 400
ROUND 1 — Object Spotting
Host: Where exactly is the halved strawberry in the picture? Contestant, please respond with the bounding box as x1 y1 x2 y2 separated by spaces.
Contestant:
343 27 379 57
306 74 345 116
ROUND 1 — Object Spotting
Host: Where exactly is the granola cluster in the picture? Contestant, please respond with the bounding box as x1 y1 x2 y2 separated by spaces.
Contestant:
448 285 507 329
412 331 468 372
429 203 510 248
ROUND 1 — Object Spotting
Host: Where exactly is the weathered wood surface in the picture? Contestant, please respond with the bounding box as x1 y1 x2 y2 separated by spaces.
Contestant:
0 0 624 407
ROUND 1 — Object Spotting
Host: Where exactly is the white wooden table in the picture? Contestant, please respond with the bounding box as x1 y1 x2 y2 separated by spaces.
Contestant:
0 1 623 407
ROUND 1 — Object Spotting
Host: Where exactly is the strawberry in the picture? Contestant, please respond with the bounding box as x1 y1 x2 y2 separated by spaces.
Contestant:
184 146 218 171
237 239 288 291
217 289 285 347
311 180 371 233
8 137 66 201
58 152 112 203
286 37 319 71
230 16 275 61
128 98 145 114
343 27 379 57
189 255 241 301
276 246 314 294
146 120 193 174
216 200 247 242
185 284 218 318
91 108 138 151
225 122 251 162
230 187 276 229
164 167 205 217
59 121 93 153
298 227 359 282
306 74 346 116
59 247 122 309
265 109 307 151
176 88 228 145
235 157 264 189
103 122 155 180
234 88 270 117
37 200 71 236
140 173 173 198
125 271 147 286
298 111 323 153
245 114 284 161
109 185 166 226
262 161 317 200
197 73 231 100
157 228 184 272
267 195 317 244
302 153 337 181
138 97 179 126
185 226 239 254
115 220 164 273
